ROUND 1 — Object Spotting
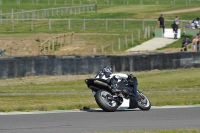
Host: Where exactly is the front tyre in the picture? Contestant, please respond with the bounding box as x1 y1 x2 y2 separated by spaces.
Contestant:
137 91 151 111
95 90 119 112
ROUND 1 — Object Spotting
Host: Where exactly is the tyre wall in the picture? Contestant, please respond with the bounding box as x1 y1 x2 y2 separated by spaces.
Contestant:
0 52 200 79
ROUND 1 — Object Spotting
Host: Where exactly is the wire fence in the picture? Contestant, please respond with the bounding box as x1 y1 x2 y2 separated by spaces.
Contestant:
0 18 191 32
0 4 97 22
0 0 196 6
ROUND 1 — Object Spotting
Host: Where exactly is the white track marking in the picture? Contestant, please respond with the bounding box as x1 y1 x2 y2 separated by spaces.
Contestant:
0 105 199 115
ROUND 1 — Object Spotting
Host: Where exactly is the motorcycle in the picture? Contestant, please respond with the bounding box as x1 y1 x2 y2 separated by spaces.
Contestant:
85 66 151 112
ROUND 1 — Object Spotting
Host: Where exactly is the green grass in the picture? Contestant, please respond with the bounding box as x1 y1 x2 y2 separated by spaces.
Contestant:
1 68 200 93
0 68 200 112
0 80 88 93
0 94 97 112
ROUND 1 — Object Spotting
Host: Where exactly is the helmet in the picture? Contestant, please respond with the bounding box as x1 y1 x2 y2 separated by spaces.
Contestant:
102 66 112 78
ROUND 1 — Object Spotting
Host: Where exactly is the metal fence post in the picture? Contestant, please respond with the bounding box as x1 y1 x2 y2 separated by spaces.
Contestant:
131 33 134 46
11 9 14 19
118 38 121 51
6 14 8 23
93 47 96 53
32 11 35 19
138 30 140 40
48 19 51 30
95 4 97 13
31 19 33 30
44 9 47 17
111 42 113 52
0 9 2 24
68 18 70 30
56 9 58 16
144 27 147 38
65 7 68 14
21 9 24 21
70 8 72 15
78 7 80 14
27 12 29 19
74 7 76 15
105 18 108 30
52 39 55 51
12 19 14 30
125 36 127 48
52 9 54 16
83 18 85 30
142 19 145 31
123 19 125 30
148 26 151 38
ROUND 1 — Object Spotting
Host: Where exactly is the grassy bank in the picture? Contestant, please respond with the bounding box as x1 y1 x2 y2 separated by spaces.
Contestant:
0 1 200 55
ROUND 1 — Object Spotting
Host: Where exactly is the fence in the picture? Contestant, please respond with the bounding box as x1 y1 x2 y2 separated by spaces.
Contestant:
0 0 196 6
39 32 74 55
0 0 98 5
0 4 97 22
0 18 190 32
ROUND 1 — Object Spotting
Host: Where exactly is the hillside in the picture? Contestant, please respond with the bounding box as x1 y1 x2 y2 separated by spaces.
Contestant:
0 1 200 56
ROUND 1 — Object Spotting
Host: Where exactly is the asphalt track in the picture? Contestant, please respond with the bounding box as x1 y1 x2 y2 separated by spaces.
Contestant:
0 106 200 133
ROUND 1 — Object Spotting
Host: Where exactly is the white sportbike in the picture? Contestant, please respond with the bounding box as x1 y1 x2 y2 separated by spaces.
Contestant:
85 66 151 112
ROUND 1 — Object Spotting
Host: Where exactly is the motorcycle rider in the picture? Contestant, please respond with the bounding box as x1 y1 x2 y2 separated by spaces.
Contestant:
100 66 138 101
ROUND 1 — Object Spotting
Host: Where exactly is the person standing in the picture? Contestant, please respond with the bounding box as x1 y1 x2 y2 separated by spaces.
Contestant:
172 16 179 39
158 14 165 36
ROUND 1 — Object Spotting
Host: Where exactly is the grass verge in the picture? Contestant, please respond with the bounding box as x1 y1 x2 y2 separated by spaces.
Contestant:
0 68 200 112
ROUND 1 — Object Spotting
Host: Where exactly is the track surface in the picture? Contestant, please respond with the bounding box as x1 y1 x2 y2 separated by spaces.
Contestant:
0 107 199 133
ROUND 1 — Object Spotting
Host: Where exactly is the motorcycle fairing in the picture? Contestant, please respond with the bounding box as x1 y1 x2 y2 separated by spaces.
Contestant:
117 98 138 110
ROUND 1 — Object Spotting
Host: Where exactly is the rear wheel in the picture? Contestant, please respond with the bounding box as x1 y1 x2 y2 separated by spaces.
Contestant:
95 89 119 112
137 91 151 111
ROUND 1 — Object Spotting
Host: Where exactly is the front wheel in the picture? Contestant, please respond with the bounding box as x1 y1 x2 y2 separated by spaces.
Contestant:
137 90 151 111
95 89 119 112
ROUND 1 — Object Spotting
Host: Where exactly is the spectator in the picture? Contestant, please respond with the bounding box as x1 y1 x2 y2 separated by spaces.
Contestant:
192 34 200 52
158 14 165 36
193 18 200 28
196 33 200 52
0 49 5 56
185 21 195 29
172 16 179 39
181 36 191 51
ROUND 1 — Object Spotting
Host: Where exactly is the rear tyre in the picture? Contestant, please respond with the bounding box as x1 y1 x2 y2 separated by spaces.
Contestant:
95 89 119 112
137 91 151 111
